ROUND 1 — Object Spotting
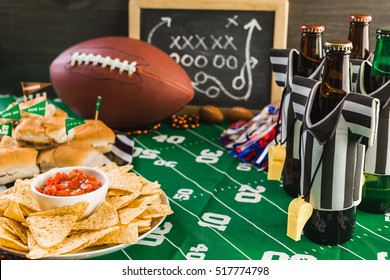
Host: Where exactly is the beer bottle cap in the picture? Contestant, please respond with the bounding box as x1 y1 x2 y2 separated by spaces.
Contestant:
325 39 353 51
377 27 390 36
300 23 325 33
350 14 372 23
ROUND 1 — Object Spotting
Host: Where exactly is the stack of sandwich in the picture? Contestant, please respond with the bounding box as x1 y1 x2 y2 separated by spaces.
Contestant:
0 97 115 185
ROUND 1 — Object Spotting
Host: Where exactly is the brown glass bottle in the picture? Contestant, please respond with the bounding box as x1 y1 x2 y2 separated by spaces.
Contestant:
304 40 354 245
283 23 325 198
297 23 325 77
348 14 372 60
318 40 352 119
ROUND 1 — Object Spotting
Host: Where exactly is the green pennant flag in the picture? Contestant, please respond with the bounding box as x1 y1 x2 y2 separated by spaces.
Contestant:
22 99 46 116
65 118 85 135
0 103 21 120
0 122 12 137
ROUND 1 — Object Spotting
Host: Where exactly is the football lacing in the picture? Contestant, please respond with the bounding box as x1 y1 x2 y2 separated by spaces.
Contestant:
70 52 137 75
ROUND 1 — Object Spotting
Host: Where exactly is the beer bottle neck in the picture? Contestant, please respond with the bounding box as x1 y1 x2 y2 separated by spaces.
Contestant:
297 32 324 77
371 34 390 81
318 49 351 120
322 51 351 94
348 21 370 60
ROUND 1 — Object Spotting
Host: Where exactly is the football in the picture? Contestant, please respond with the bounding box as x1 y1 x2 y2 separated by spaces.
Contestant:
50 36 194 128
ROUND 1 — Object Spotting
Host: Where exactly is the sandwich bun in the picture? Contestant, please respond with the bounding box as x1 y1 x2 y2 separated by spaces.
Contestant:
72 119 115 153
0 145 40 185
14 116 72 150
37 141 110 172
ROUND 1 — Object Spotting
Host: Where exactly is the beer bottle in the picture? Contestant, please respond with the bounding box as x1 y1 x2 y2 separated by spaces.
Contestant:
297 23 325 77
304 40 354 245
318 40 352 119
282 23 325 198
369 27 390 91
360 27 390 213
348 14 372 60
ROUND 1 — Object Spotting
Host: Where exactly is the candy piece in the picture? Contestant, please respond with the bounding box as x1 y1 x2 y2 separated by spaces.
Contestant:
267 144 286 180
287 197 313 241
198 105 224 124
225 107 254 122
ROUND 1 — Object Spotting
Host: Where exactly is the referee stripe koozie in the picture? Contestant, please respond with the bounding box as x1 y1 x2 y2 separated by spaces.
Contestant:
107 134 134 165
298 84 380 210
358 60 390 175
350 59 364 92
270 49 299 144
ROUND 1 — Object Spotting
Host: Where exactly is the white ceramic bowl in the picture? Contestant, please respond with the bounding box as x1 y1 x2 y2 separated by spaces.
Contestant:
31 166 109 219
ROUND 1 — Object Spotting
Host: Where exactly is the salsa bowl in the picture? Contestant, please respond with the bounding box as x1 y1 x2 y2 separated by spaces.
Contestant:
31 166 109 218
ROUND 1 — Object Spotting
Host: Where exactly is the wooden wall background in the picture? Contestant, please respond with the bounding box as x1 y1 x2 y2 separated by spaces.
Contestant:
0 0 389 97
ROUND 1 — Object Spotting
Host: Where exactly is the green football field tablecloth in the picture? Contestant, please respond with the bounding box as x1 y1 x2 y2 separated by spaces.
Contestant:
1 95 390 260
93 122 390 261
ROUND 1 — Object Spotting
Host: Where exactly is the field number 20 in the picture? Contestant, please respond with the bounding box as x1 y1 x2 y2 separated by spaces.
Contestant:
234 185 266 203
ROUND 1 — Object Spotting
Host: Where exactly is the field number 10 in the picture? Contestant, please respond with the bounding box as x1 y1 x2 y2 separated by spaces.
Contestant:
198 212 231 231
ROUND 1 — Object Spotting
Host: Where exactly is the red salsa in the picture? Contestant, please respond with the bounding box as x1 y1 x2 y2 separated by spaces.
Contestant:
36 169 102 196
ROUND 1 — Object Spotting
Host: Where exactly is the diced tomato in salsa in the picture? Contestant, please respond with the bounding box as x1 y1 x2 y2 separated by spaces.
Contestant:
36 169 102 196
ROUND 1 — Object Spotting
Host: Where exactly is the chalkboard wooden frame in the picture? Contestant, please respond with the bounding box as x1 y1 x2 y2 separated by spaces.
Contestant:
128 0 289 112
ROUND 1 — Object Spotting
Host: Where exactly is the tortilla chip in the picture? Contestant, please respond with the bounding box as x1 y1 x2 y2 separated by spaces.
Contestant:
26 229 37 250
0 217 27 244
29 201 89 221
106 169 143 193
106 189 132 196
106 192 140 210
138 204 173 219
4 201 26 223
138 226 152 233
128 194 160 208
99 163 132 174
140 180 164 195
26 214 78 248
26 226 117 259
92 223 138 246
130 218 152 228
0 198 10 214
0 226 28 251
118 206 148 225
72 201 118 231
12 179 41 212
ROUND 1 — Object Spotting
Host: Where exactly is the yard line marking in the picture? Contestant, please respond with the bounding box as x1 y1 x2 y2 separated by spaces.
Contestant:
168 197 252 259
163 235 188 259
134 139 297 255
337 245 365 260
356 222 390 242
121 249 132 260
186 129 224 150
153 131 288 214
214 124 226 131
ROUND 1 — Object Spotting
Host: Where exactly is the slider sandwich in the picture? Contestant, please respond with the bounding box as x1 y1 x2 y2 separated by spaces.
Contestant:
14 116 73 150
0 145 40 185
37 141 110 172
72 120 115 153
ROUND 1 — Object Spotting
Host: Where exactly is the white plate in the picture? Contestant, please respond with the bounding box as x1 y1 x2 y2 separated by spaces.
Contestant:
0 194 169 259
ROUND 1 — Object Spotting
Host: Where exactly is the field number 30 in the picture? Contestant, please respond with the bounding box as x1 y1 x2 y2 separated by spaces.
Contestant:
195 149 223 164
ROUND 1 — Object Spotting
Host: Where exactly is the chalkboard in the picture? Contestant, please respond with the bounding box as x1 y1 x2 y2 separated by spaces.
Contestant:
129 0 288 110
